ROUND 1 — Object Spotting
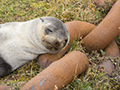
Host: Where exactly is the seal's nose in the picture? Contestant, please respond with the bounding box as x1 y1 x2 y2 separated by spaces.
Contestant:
54 41 60 47
53 38 68 48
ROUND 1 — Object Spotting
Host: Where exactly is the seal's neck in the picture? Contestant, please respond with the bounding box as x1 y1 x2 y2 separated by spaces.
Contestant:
26 19 46 54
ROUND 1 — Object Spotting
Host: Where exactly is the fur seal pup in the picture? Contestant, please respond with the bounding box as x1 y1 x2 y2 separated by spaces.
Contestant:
0 17 69 77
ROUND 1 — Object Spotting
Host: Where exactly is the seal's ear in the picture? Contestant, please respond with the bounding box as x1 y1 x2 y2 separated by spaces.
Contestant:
40 18 44 22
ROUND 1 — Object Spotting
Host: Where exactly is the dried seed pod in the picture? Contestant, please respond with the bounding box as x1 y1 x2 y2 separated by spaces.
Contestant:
38 44 70 68
65 21 96 41
82 0 120 52
21 51 89 90
104 40 119 57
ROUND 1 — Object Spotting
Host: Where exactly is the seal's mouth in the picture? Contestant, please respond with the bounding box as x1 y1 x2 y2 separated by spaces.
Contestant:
42 39 60 51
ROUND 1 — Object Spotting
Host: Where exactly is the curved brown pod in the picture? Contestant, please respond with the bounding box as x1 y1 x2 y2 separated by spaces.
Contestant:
21 51 89 90
38 21 96 68
38 44 70 68
65 21 96 41
82 0 120 52
104 40 119 57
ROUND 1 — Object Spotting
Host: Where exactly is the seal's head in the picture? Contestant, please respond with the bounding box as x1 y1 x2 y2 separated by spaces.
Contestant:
39 17 69 53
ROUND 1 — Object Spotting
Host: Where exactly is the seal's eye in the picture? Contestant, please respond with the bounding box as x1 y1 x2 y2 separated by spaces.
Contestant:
45 29 52 34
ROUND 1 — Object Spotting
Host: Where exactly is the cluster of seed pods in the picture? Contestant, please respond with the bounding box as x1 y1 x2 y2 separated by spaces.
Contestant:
20 1 120 90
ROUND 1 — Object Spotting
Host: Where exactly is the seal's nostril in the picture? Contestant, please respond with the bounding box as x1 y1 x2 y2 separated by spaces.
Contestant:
65 39 68 43
63 39 68 47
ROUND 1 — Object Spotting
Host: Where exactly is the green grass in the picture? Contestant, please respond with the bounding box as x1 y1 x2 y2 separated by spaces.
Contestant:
0 0 120 90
